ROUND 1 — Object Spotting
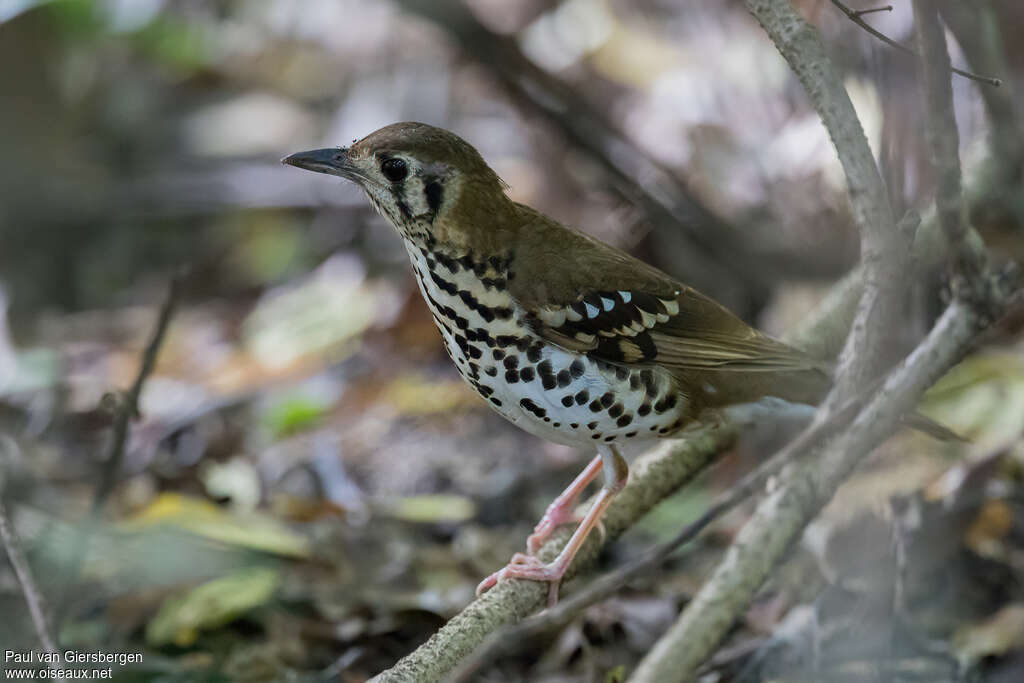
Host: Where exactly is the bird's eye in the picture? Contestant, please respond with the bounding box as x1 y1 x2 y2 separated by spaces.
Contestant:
381 158 408 182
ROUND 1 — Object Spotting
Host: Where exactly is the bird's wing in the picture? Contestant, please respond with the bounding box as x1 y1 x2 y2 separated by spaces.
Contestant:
507 214 821 374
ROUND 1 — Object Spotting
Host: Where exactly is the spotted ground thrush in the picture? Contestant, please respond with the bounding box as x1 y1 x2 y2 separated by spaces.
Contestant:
283 122 848 604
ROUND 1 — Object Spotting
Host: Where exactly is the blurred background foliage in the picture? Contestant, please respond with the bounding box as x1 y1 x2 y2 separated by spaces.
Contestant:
0 0 1023 681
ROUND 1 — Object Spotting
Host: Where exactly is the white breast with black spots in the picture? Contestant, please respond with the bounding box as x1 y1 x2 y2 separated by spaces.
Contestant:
404 245 690 447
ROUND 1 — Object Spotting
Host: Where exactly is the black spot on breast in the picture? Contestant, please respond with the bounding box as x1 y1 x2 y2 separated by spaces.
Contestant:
485 366 497 377
468 345 482 359
556 370 571 387
629 374 641 390
541 374 556 390
519 367 535 382
519 398 546 418
474 328 495 347
496 335 518 348
569 359 585 378
575 390 589 405
608 403 624 418
638 403 652 416
589 401 602 413
604 435 615 442
570 423 579 429
614 366 629 381
600 392 615 408
489 397 502 407
492 349 505 360
430 271 458 296
587 421 598 430
561 395 574 407
527 344 544 363
477 385 494 397
591 433 602 440
505 370 519 383
616 414 632 427
503 355 519 370
625 431 637 438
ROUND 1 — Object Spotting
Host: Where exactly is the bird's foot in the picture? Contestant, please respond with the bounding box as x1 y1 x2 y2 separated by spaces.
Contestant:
528 512 605 555
476 553 565 605
527 503 584 554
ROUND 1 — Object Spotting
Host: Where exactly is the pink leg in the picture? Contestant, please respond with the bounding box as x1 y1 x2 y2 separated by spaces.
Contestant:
526 455 603 554
477 446 628 606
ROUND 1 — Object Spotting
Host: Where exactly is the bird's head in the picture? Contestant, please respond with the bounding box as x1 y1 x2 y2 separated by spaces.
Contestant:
282 122 511 249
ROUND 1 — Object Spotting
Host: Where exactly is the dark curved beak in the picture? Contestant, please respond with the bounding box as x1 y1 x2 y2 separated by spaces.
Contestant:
281 147 354 179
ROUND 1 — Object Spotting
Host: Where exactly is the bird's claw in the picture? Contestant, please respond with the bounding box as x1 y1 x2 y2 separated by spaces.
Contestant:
475 553 565 605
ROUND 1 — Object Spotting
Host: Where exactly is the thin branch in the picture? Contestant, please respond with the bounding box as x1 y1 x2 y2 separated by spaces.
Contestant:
57 273 182 625
912 0 984 288
830 0 1001 86
852 5 892 18
0 456 64 681
92 273 181 512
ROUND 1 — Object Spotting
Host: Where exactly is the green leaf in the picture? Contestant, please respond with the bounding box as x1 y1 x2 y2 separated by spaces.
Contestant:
146 567 280 647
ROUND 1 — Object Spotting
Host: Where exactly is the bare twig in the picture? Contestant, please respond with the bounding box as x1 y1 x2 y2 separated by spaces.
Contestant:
92 273 181 512
0 456 64 681
830 0 1001 86
57 274 182 626
853 5 892 18
912 0 984 288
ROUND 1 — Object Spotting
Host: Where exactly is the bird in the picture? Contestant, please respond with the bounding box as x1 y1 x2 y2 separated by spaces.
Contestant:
281 122 893 604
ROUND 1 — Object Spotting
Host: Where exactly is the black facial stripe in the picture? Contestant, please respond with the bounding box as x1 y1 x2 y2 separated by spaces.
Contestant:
390 185 412 220
424 180 443 217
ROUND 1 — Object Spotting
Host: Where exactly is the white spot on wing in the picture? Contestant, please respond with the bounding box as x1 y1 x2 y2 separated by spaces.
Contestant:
539 307 567 327
601 296 615 311
584 302 600 318
662 299 680 315
639 309 658 328
566 306 582 322
618 291 632 303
